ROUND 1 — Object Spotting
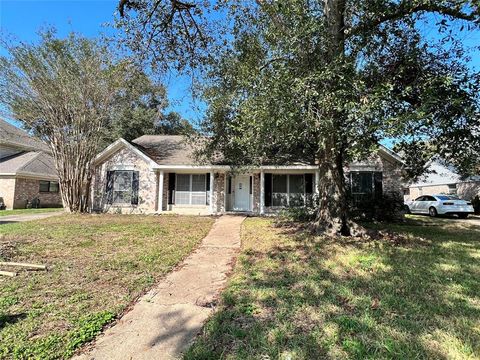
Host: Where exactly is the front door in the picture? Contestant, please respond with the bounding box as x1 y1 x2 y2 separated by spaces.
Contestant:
233 175 250 211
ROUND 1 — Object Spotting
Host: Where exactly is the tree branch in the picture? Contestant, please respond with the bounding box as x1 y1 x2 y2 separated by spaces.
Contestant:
347 1 479 38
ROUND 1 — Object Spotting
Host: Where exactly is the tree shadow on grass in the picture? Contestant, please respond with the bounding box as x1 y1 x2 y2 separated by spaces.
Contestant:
0 313 27 330
185 218 480 359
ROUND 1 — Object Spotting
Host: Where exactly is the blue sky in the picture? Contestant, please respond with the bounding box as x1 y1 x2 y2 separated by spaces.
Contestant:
0 0 205 127
1 1 479 140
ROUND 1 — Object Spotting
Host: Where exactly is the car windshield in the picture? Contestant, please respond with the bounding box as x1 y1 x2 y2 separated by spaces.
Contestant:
436 195 460 200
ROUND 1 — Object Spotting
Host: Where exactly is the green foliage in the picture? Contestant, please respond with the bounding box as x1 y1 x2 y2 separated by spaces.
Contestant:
186 216 480 359
102 68 194 147
119 1 480 228
65 311 115 357
350 192 405 222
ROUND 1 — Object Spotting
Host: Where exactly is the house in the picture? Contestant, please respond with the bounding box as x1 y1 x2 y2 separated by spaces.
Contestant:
0 119 62 209
404 160 480 202
91 135 404 215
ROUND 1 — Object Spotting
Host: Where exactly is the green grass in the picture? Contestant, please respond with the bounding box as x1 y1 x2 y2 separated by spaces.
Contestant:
0 208 63 216
0 214 214 359
185 215 480 359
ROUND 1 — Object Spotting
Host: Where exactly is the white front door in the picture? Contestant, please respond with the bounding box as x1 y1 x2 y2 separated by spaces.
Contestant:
233 175 250 211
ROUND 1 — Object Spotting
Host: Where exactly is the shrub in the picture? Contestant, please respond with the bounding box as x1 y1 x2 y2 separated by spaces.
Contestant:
472 195 480 215
350 191 404 222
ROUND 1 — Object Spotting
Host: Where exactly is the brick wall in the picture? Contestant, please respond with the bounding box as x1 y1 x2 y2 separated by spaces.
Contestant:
214 172 225 213
13 177 62 209
92 147 157 214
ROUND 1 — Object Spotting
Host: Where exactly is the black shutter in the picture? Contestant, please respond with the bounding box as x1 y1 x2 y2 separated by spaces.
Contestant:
206 173 210 205
131 171 139 205
374 172 383 199
305 173 313 194
265 173 272 207
105 171 114 204
249 176 252 194
168 173 175 205
227 176 232 194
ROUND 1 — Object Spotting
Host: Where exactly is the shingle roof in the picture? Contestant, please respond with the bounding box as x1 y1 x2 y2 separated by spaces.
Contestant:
132 135 200 165
0 119 50 152
0 151 57 177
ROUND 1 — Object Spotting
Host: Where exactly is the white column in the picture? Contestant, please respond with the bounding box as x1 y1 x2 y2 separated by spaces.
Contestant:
158 170 164 212
315 170 320 195
260 170 265 215
209 171 215 214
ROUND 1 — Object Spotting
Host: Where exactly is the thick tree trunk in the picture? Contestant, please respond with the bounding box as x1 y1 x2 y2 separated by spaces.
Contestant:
313 0 368 236
316 143 350 236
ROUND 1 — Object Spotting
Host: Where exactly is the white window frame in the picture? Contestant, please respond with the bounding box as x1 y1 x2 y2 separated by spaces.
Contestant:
112 170 134 205
271 174 307 207
175 174 207 206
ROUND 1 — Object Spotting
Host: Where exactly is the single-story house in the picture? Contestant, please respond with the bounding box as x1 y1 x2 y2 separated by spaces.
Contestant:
0 119 62 209
91 135 405 215
404 160 480 202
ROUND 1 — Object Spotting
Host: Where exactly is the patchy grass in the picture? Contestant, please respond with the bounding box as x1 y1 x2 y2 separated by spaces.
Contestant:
0 208 63 216
186 215 480 359
0 214 214 359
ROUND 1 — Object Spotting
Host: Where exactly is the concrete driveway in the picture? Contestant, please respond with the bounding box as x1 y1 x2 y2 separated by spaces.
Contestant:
0 211 63 224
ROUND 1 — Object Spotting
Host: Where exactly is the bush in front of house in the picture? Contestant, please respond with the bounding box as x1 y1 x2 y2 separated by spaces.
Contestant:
350 191 404 222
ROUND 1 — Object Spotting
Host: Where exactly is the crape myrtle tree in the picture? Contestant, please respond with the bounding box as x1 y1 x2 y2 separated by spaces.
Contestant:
118 0 480 235
0 30 178 212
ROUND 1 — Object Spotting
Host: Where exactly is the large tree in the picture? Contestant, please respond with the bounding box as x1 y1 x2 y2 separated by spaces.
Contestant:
118 1 480 235
103 68 194 147
0 31 164 212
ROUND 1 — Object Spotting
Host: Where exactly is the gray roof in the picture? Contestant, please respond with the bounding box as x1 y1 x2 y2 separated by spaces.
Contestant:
132 135 200 165
0 151 58 178
410 160 480 187
0 119 50 152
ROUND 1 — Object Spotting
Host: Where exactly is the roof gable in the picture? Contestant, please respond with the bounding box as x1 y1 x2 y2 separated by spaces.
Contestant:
0 151 58 178
0 119 50 153
94 138 158 168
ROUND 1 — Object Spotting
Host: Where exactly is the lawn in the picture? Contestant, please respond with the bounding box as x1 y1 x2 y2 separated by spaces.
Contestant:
0 214 214 359
186 215 480 359
0 208 63 216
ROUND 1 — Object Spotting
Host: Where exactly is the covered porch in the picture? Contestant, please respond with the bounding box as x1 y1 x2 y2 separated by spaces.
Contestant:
155 166 320 215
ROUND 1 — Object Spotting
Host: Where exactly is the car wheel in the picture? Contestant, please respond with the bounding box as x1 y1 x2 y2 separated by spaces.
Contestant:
403 205 411 214
458 213 469 219
429 207 438 217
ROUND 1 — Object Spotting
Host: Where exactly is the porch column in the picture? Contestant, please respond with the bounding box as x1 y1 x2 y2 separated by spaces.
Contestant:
315 170 320 195
260 170 265 215
158 170 164 212
209 171 215 214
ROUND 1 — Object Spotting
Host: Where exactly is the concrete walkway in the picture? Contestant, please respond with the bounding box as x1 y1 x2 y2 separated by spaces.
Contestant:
76 215 245 360
0 211 63 224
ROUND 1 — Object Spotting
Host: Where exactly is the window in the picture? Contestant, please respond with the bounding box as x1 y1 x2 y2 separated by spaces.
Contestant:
271 174 310 207
272 175 288 206
39 181 59 193
175 174 207 205
106 171 139 205
349 172 382 204
289 175 305 207
448 184 457 195
113 171 133 204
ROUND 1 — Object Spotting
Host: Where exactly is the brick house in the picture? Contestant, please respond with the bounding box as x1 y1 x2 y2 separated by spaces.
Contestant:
404 160 480 202
91 135 405 215
0 119 62 209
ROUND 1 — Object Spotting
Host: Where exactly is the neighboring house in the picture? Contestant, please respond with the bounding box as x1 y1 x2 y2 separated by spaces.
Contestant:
0 119 62 209
91 135 404 215
404 160 480 201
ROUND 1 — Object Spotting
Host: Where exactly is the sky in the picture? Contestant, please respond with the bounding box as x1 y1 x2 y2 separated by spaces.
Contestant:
0 0 205 127
0 1 479 139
